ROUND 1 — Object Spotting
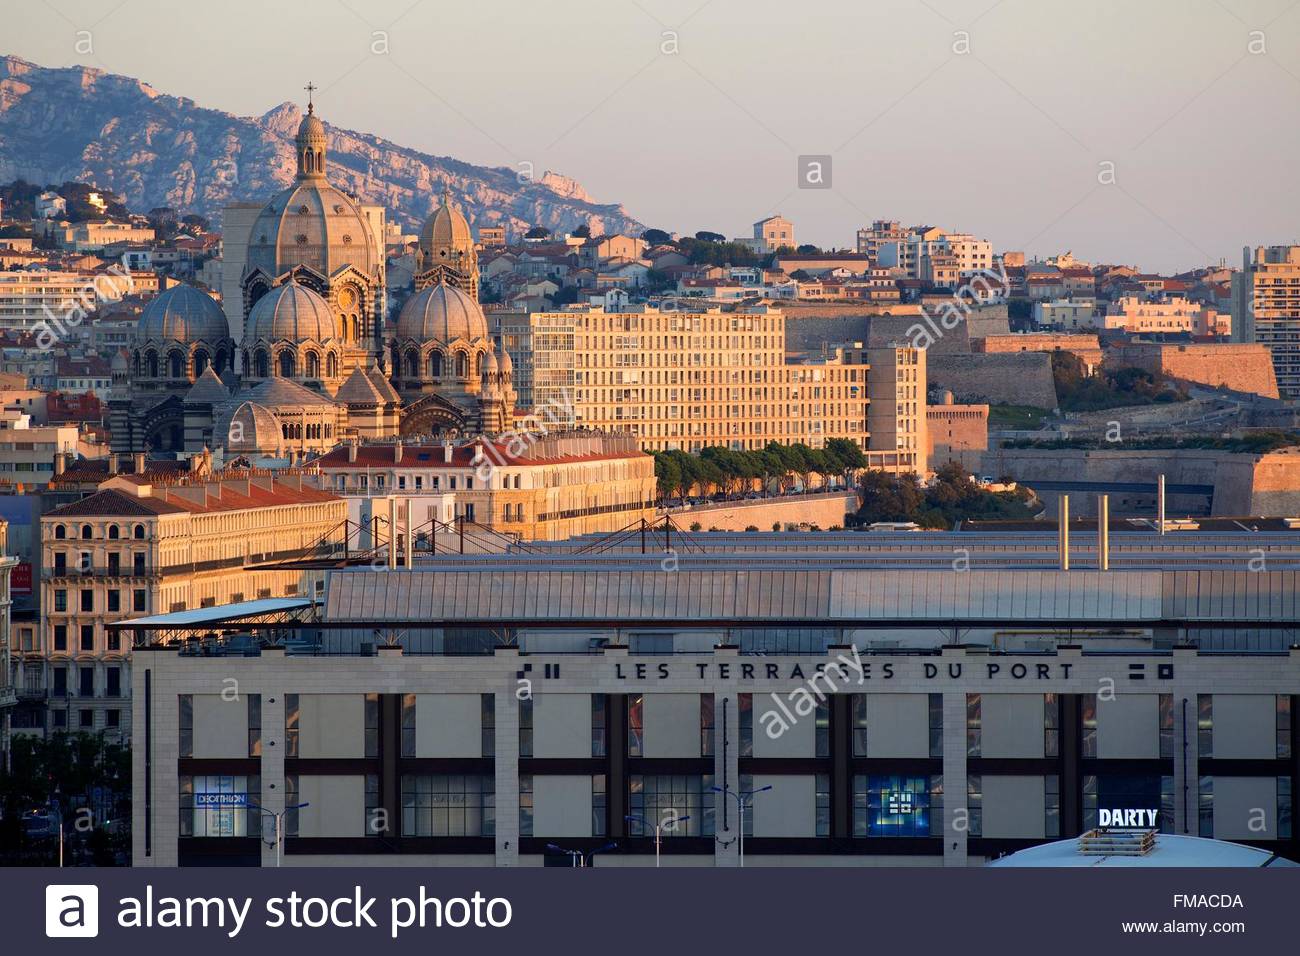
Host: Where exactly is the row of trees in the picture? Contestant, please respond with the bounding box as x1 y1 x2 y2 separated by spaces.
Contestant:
652 439 866 500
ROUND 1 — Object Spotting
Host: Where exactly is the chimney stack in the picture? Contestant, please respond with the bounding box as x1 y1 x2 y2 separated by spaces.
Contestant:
134 451 146 474
394 440 403 464
108 452 119 475
1097 494 1110 571
348 441 358 463
1058 495 1070 571
1157 474 1166 535
443 439 453 464
388 496 399 570
53 451 66 476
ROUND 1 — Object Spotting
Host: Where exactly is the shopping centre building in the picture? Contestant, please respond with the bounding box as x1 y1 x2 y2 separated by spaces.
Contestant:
123 528 1300 867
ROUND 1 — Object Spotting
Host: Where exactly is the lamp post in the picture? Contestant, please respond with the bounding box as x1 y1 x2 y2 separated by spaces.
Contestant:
711 784 771 867
545 842 584 867
625 814 690 867
587 841 618 866
250 802 309 867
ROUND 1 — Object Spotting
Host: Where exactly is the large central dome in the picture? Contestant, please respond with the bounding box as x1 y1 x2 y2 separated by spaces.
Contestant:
245 110 380 279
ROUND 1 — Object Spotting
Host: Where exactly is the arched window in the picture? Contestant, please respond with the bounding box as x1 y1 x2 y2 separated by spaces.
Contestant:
254 350 269 378
278 351 296 378
429 351 443 377
326 352 338 379
146 351 159 378
455 351 468 378
169 351 184 379
108 525 120 540
306 352 320 379
193 350 209 376
406 350 420 379
133 524 145 540
54 524 66 540
214 350 226 374
132 351 142 376
81 524 93 540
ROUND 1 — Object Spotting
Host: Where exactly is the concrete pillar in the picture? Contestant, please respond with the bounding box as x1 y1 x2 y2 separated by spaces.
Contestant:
713 654 741 867
943 686 968 866
494 648 520 867
259 667 286 867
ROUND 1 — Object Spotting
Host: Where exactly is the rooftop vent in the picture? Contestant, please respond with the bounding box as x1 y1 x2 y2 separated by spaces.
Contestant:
1077 828 1157 857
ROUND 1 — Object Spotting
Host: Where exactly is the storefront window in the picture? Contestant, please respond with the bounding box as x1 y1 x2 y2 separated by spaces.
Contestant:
628 774 715 837
401 774 495 837
179 774 260 838
853 774 935 838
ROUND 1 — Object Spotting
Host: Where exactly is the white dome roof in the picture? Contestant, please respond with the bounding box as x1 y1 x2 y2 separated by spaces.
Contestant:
136 284 230 345
395 282 487 343
247 281 336 343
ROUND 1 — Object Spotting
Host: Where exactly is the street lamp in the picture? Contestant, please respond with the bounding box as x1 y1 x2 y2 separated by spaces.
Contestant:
711 784 771 867
625 813 690 867
250 802 309 867
587 841 618 866
545 842 584 867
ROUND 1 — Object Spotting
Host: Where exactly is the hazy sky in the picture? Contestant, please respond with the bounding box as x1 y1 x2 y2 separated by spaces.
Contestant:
8 0 1300 272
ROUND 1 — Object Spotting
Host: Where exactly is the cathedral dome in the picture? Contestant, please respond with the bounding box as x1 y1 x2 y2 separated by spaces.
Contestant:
247 280 336 343
225 401 284 456
245 106 379 280
420 189 473 257
136 284 229 344
395 281 487 343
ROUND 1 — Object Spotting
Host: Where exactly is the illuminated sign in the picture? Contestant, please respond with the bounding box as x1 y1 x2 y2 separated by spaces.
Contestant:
195 793 248 808
1098 808 1158 828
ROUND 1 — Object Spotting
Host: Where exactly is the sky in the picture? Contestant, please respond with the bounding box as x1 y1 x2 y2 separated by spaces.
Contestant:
7 0 1300 272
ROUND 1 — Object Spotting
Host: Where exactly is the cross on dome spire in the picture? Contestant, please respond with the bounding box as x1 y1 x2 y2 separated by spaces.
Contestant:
304 81 317 115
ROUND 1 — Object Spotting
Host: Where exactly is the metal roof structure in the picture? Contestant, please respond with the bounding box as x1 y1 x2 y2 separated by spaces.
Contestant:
987 834 1299 868
321 564 1300 628
112 597 316 631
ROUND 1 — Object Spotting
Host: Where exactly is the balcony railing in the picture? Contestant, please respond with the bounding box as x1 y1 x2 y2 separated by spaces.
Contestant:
45 566 158 580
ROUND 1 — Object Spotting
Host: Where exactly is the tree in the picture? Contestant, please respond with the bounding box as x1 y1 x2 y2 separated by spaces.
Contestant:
642 228 672 246
571 224 591 239
694 230 726 242
824 438 866 485
653 453 682 502
524 225 551 239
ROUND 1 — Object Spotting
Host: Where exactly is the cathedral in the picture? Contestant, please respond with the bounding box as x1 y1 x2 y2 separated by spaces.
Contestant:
109 93 515 459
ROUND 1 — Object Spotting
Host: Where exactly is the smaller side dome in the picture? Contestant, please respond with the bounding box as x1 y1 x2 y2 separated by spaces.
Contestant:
247 280 337 343
136 284 229 344
225 401 283 455
395 281 487 343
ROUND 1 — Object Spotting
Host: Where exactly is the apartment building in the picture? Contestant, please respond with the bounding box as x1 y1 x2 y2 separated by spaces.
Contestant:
1103 296 1225 335
875 227 993 280
0 412 85 488
0 269 136 332
0 518 16 763
495 305 927 470
19 471 345 739
313 432 656 541
1233 245 1300 396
